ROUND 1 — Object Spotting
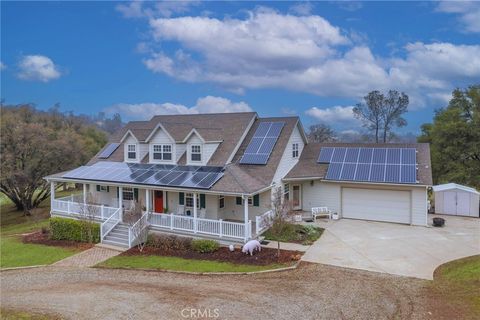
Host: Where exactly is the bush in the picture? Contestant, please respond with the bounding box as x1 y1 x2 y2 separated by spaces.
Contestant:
147 234 191 251
49 217 100 243
191 239 219 253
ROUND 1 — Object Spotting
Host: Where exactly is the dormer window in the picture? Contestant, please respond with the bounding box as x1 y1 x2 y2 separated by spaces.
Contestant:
292 143 299 158
153 144 172 161
127 144 136 160
191 144 202 162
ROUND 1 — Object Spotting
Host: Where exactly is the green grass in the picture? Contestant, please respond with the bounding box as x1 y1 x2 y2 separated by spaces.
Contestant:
1 308 60 320
97 255 286 273
264 223 324 245
431 255 480 317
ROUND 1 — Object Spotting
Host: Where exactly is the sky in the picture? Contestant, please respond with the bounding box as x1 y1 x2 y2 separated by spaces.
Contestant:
1 1 479 135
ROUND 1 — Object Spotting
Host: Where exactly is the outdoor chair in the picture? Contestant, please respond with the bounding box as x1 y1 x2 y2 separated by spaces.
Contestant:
311 207 332 221
176 205 185 216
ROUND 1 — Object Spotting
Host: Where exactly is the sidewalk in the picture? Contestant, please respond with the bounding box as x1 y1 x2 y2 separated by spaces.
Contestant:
52 246 122 267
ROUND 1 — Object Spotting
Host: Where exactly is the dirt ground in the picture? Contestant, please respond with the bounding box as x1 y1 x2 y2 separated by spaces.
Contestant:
22 231 94 250
0 262 440 320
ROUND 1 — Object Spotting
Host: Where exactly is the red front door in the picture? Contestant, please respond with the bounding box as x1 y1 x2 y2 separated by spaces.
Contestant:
154 191 163 213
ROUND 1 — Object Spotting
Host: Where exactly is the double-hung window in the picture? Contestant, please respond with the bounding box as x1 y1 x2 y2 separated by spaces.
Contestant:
284 184 290 202
219 195 225 209
292 143 299 158
191 145 202 162
153 144 172 161
127 144 136 160
123 187 134 201
185 193 200 208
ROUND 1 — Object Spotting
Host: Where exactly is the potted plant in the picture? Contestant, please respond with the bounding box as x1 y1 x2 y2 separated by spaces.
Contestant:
432 217 445 227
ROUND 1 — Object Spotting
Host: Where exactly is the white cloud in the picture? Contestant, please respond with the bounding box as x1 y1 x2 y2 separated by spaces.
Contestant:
337 1 363 12
116 0 199 19
104 96 252 120
305 106 358 124
0 61 6 70
289 2 314 16
17 55 61 82
437 1 480 33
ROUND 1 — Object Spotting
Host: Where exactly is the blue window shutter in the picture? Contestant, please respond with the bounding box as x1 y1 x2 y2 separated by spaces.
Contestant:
134 188 138 201
236 197 242 205
179 192 184 205
253 194 260 207
200 194 206 208
96 185 100 192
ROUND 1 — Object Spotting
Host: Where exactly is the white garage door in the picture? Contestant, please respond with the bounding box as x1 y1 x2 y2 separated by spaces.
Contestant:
342 188 411 224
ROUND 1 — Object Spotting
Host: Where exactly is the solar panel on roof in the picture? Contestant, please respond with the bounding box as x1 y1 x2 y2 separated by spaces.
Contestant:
98 143 120 159
322 147 418 184
61 161 224 189
240 122 285 165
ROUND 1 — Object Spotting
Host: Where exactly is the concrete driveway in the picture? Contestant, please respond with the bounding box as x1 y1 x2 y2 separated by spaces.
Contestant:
302 215 480 280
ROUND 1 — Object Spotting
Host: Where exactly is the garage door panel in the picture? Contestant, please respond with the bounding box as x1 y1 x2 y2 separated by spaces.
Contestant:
342 188 411 224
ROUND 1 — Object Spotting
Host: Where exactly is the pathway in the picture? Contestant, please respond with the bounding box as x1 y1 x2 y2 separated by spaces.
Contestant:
52 246 122 268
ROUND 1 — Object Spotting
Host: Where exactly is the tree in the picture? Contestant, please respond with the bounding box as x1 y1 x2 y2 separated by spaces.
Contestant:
78 193 100 243
0 104 108 214
124 201 148 252
265 187 292 259
418 85 480 188
307 124 336 142
353 90 409 143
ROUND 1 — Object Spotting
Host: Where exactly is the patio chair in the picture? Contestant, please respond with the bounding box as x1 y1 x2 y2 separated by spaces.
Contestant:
311 207 332 221
176 205 185 216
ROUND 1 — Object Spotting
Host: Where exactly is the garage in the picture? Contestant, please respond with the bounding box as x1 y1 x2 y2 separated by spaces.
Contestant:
342 187 411 224
433 183 479 217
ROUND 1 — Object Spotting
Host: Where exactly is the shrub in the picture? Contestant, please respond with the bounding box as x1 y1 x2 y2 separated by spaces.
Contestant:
147 234 191 251
191 239 219 253
49 217 100 243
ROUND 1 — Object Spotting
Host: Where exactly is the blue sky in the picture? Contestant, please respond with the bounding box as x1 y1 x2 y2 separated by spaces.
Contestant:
1 1 479 135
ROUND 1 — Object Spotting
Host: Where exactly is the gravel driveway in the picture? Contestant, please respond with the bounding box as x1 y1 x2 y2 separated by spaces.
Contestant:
1 263 433 320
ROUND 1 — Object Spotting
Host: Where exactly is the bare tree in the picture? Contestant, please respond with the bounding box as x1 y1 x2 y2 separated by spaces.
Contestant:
265 187 293 259
307 124 336 142
78 193 100 243
353 91 384 143
381 90 408 143
124 201 149 252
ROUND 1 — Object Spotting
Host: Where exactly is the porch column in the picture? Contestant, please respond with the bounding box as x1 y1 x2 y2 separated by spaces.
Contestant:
118 186 123 221
50 181 55 210
83 184 87 204
145 189 150 212
243 195 249 242
193 192 198 233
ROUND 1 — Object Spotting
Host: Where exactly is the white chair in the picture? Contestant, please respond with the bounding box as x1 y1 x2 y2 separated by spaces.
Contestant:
311 207 332 221
176 205 185 216
199 208 206 219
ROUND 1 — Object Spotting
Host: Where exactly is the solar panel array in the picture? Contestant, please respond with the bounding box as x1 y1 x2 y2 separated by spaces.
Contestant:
98 143 120 159
318 147 417 184
62 161 224 189
240 122 285 165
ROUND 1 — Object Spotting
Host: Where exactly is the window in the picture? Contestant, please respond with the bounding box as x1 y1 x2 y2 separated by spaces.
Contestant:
219 195 225 209
191 144 202 162
292 143 299 158
153 144 172 161
123 187 134 201
99 185 108 192
127 144 136 159
284 184 290 202
247 196 253 206
185 193 200 208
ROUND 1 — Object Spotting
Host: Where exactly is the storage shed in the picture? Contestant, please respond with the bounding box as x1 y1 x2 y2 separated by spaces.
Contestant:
432 183 479 217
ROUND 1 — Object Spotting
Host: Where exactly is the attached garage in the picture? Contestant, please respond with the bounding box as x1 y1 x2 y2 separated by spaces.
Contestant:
342 187 411 224
433 183 479 217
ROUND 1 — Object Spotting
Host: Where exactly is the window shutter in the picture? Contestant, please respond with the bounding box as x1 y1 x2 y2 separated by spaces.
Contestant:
107 186 110 193
236 197 242 205
179 192 185 205
200 194 206 208
134 188 138 201
253 194 260 207
96 185 100 192
116 187 119 198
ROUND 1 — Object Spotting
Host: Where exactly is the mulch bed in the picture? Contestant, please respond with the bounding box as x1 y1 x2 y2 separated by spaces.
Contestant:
121 246 303 266
22 231 95 250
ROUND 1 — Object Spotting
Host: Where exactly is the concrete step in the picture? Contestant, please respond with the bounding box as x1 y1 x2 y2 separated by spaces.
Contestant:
95 243 127 252
105 235 129 244
108 232 128 239
102 239 129 248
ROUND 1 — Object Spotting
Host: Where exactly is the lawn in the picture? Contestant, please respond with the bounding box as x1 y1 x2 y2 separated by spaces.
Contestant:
263 223 324 245
0 189 83 268
0 308 61 320
97 255 285 273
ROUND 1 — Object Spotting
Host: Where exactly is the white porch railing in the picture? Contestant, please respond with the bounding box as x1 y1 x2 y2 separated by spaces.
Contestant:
51 199 118 220
128 211 150 248
100 207 121 241
148 212 249 240
255 209 274 235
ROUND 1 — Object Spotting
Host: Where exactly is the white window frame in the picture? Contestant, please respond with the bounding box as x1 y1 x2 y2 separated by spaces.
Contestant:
185 193 200 209
219 195 225 209
284 184 290 202
126 144 137 160
247 196 253 206
190 144 202 162
123 187 134 201
99 185 108 192
152 144 173 161
292 143 299 158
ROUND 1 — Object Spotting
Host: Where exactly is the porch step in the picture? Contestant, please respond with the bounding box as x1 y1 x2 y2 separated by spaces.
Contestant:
102 223 130 248
102 239 129 248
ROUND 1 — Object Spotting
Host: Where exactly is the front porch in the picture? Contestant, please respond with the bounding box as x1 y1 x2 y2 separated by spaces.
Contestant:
49 182 273 247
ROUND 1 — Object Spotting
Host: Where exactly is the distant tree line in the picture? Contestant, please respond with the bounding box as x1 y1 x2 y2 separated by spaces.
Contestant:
0 103 121 214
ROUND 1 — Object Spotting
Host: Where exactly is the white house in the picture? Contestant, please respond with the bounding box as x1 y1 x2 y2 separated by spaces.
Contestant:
45 112 432 248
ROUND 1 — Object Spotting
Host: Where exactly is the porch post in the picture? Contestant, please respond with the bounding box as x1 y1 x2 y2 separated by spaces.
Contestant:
83 184 87 204
118 186 123 221
193 192 198 233
243 195 249 242
50 181 55 211
145 189 150 212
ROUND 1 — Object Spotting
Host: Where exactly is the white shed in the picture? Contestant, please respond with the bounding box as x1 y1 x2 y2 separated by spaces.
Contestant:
432 183 479 217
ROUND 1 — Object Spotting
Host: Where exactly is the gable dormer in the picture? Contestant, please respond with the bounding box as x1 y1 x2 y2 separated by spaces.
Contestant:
145 123 176 164
182 129 220 166
121 130 140 163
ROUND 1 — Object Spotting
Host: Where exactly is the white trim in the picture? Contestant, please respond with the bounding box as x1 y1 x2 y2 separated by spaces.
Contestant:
182 128 206 144
120 130 139 143
125 143 138 163
188 143 203 163
144 123 175 143
226 114 257 164
150 143 174 164
432 183 479 195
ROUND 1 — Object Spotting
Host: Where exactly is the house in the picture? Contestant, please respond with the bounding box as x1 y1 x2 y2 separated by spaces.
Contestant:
45 112 432 248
